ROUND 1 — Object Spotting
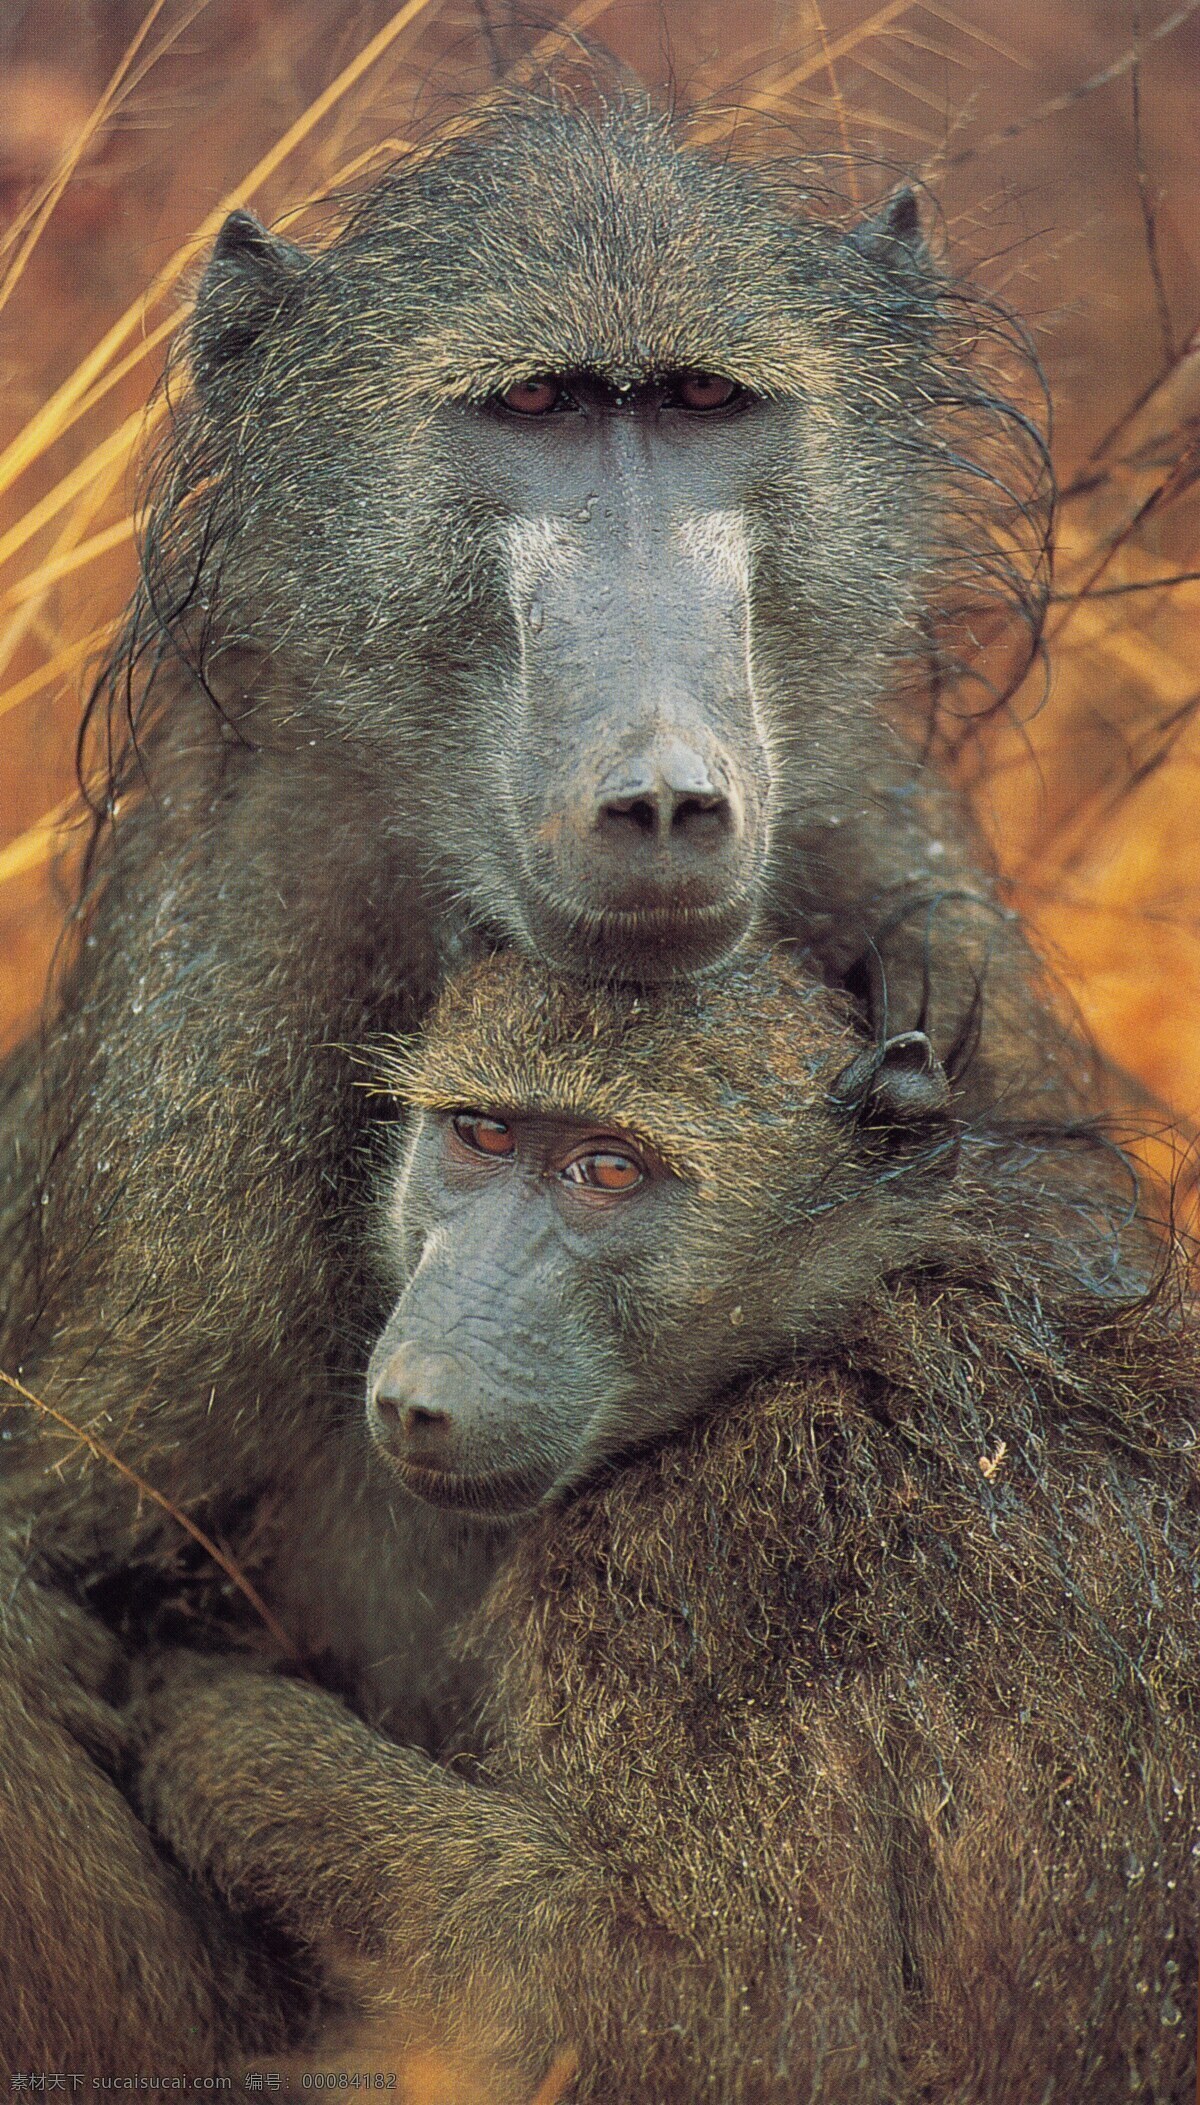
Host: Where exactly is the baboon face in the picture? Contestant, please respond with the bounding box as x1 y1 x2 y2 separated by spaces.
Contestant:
184 92 1018 981
367 1104 698 1514
365 951 959 1516
440 373 774 976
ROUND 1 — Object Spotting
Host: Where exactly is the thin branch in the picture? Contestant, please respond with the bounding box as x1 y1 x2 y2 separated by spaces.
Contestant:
1131 5 1176 369
1076 322 1200 474
946 0 1200 171
1051 570 1200 601
1049 450 1200 640
0 1368 305 1666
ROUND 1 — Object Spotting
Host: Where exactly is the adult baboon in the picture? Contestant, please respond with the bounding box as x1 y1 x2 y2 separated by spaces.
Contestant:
134 948 1200 2102
0 70 1133 2065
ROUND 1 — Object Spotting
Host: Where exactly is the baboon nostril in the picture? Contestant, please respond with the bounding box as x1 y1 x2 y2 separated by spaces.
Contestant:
371 1345 456 1455
671 790 731 836
601 792 662 837
373 1389 401 1428
403 1403 449 1437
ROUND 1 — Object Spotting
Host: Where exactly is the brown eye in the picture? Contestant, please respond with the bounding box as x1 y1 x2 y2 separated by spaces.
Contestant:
561 1150 644 1194
500 376 562 416
451 1112 515 1158
677 371 739 412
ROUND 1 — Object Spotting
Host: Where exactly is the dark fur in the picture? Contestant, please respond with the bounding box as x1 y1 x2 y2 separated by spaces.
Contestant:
0 70 1144 2067
134 949 1200 2100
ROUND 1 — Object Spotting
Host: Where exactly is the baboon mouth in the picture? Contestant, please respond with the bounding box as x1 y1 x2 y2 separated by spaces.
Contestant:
524 893 756 980
385 1455 549 1516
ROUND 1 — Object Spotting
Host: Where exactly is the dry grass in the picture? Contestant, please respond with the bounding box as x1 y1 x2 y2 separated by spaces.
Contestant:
1 3 1199 2092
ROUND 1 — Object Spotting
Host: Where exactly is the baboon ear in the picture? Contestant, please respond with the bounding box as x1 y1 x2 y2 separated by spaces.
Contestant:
190 210 310 398
830 1031 959 1169
862 1031 950 1125
845 188 933 286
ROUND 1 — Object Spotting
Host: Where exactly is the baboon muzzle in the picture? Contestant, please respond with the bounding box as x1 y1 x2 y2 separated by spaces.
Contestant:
507 517 770 976
368 1340 549 1513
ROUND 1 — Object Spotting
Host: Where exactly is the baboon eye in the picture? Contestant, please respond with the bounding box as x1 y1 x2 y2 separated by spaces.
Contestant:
451 1112 515 1158
561 1149 645 1194
676 371 741 412
499 376 564 416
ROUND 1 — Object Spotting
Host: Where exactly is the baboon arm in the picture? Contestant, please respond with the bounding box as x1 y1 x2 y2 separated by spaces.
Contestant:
136 1658 724 2088
136 1657 639 2080
140 1657 572 1947
135 1656 910 2101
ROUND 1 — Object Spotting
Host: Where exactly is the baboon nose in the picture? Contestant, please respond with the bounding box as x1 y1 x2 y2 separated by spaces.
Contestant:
594 743 738 851
370 1344 458 1466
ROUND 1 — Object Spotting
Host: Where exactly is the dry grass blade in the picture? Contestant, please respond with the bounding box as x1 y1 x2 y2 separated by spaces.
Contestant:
810 1 859 200
0 406 146 582
0 0 445 507
0 1367 305 1665
0 795 81 887
528 2052 580 2105
2 518 135 609
773 0 916 89
0 434 132 688
0 0 188 310
691 0 915 137
922 3 1030 69
0 628 107 727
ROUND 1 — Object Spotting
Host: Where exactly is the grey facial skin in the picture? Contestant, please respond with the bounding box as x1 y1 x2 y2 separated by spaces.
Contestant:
452 375 773 978
367 1107 694 1514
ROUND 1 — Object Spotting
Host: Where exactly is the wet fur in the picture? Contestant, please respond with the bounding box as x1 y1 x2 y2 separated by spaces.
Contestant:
133 955 1200 2100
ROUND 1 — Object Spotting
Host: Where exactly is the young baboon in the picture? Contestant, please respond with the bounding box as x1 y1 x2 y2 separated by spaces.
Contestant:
0 69 1138 2064
0 943 964 2067
133 947 1200 2102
